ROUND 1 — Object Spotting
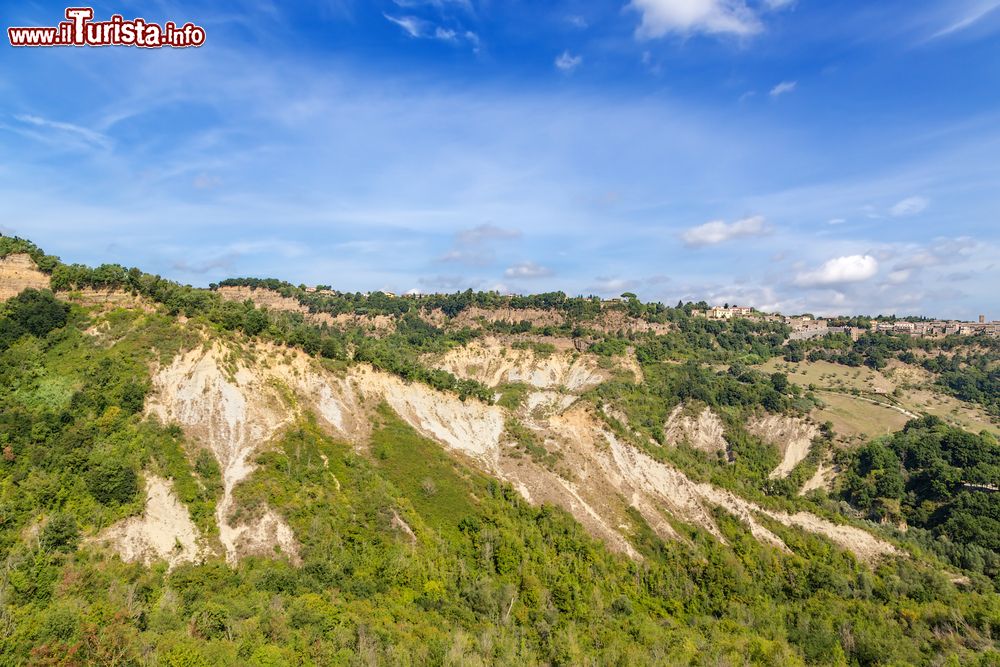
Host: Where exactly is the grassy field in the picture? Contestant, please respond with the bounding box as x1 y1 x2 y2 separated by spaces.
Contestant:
758 358 895 393
757 358 998 443
903 388 998 435
811 391 909 447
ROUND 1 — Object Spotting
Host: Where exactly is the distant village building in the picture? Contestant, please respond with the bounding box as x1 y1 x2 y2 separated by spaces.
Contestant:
848 317 998 339
693 305 755 320
685 301 998 340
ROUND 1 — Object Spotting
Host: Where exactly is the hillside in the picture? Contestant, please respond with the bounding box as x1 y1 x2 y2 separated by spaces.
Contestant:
0 236 998 665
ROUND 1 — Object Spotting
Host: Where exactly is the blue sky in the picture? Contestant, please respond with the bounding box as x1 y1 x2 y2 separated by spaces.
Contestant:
2 0 999 318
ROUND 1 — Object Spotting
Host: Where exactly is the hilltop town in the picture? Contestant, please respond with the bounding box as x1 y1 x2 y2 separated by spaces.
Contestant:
692 304 1000 340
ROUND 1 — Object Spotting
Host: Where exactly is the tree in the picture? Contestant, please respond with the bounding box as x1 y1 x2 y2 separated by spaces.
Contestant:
0 289 69 349
86 459 139 506
40 514 79 552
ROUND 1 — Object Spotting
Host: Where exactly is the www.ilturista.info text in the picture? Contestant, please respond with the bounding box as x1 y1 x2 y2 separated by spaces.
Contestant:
8 8 205 48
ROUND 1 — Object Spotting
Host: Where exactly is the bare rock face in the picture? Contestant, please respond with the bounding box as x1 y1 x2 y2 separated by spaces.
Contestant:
591 307 673 335
431 337 631 392
0 254 50 300
146 344 304 565
451 306 566 328
216 286 395 334
217 286 309 313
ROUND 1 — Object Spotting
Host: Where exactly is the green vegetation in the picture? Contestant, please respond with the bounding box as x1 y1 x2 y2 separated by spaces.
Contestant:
504 417 559 468
0 289 69 352
789 331 1000 416
2 237 1000 663
840 416 1000 584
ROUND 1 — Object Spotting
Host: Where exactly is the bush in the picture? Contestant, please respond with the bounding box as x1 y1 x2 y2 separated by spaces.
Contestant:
40 514 79 552
85 459 139 506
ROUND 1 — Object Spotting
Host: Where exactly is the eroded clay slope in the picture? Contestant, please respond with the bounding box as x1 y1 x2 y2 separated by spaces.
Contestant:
144 339 897 568
748 414 819 479
94 475 203 569
664 404 728 454
502 404 896 563
0 253 50 301
146 345 301 564
431 337 637 392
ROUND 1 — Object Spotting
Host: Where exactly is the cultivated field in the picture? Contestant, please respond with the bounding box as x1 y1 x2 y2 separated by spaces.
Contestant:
756 358 998 444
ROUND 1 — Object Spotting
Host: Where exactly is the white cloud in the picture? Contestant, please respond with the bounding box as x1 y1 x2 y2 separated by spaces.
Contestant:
827 218 846 225
13 114 109 150
555 51 583 72
769 80 797 97
384 14 473 45
930 2 1000 39
887 269 911 284
681 215 769 247
889 196 929 217
794 254 879 287
504 261 553 279
384 14 425 38
629 0 763 38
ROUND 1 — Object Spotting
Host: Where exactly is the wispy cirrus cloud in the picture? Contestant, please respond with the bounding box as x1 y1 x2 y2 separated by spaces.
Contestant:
929 1 1000 39
889 196 929 217
9 114 110 150
769 80 797 97
438 223 521 266
383 13 478 46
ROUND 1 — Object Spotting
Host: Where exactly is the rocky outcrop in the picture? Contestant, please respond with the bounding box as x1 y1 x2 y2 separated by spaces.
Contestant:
590 308 673 335
0 253 49 300
451 306 566 328
217 285 308 314
431 337 635 392
216 286 395 334
60 288 156 312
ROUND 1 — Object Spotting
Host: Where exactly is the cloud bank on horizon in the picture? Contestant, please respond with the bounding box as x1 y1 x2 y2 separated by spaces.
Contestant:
1 0 999 319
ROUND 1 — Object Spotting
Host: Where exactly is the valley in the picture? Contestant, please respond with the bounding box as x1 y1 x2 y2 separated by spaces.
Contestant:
0 238 997 665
